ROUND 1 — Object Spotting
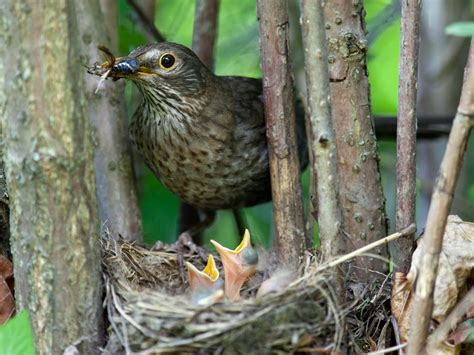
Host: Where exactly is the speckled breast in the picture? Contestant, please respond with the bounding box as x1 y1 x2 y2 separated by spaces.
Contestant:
129 109 271 210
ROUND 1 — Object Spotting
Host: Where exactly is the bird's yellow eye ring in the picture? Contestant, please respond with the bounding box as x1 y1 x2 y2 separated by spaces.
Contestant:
159 53 176 69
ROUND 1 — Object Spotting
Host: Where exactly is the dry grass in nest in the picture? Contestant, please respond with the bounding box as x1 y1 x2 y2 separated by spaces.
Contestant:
101 236 392 354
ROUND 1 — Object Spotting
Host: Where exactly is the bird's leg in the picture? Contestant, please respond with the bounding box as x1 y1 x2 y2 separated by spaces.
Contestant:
175 210 216 282
232 209 246 236
177 202 201 237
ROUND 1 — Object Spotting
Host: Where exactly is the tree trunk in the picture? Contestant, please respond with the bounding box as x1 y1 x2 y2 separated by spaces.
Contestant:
324 1 388 277
1 1 103 353
257 0 306 265
79 0 143 241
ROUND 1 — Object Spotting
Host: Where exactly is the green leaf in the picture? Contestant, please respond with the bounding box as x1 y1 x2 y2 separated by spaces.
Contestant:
445 22 474 37
0 311 35 355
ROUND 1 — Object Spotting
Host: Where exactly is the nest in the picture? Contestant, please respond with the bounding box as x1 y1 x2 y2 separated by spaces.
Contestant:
101 235 391 354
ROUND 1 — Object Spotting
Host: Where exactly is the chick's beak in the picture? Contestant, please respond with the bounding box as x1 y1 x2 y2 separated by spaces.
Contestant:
186 254 219 293
210 229 258 301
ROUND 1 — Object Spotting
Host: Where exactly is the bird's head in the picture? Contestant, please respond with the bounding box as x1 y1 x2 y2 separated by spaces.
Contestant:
108 42 211 97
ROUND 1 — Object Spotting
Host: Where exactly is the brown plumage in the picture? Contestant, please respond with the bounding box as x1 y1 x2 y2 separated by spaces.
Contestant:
103 42 306 211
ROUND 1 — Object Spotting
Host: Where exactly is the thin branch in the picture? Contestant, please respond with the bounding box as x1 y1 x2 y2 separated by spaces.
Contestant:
367 343 407 355
127 0 165 42
374 115 453 139
90 0 143 241
427 288 474 351
192 0 219 70
407 38 474 355
394 0 422 273
321 223 416 270
257 0 306 265
299 0 342 260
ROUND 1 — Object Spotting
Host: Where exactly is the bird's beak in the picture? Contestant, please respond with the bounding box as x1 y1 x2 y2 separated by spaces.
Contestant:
210 229 258 301
100 56 153 79
186 254 220 293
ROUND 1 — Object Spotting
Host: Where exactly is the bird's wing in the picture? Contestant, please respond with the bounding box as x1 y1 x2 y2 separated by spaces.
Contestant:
224 76 265 130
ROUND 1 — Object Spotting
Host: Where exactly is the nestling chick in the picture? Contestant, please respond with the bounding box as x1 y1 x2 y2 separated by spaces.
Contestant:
186 254 224 306
211 230 258 301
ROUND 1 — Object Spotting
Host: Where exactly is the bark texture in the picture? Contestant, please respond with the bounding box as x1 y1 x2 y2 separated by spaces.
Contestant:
324 1 388 277
0 150 8 258
299 0 342 260
79 0 142 241
1 1 103 353
407 39 474 355
0 47 9 257
257 0 306 265
394 0 422 273
299 1 344 347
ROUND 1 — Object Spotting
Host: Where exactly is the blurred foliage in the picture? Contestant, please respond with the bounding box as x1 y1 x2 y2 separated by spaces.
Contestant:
0 311 35 355
445 21 474 36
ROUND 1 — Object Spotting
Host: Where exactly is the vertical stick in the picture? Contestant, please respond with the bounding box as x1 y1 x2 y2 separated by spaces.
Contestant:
407 39 474 355
82 0 143 241
193 0 219 70
299 0 342 260
299 0 345 348
323 0 388 278
394 0 422 273
257 0 306 265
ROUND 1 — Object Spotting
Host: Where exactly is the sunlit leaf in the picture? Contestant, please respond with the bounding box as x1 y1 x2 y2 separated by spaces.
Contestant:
0 311 35 355
445 22 474 37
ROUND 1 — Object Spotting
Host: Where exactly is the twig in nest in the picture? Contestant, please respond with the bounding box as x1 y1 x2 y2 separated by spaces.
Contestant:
367 343 407 354
320 224 416 271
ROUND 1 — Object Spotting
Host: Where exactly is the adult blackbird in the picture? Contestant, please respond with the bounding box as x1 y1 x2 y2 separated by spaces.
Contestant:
93 42 307 232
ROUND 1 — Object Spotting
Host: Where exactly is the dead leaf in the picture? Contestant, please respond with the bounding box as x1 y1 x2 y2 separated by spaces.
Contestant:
407 215 474 322
391 272 413 342
391 216 474 354
0 255 15 325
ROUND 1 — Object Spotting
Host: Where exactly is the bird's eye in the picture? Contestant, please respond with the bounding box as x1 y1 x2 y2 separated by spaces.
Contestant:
159 53 176 69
